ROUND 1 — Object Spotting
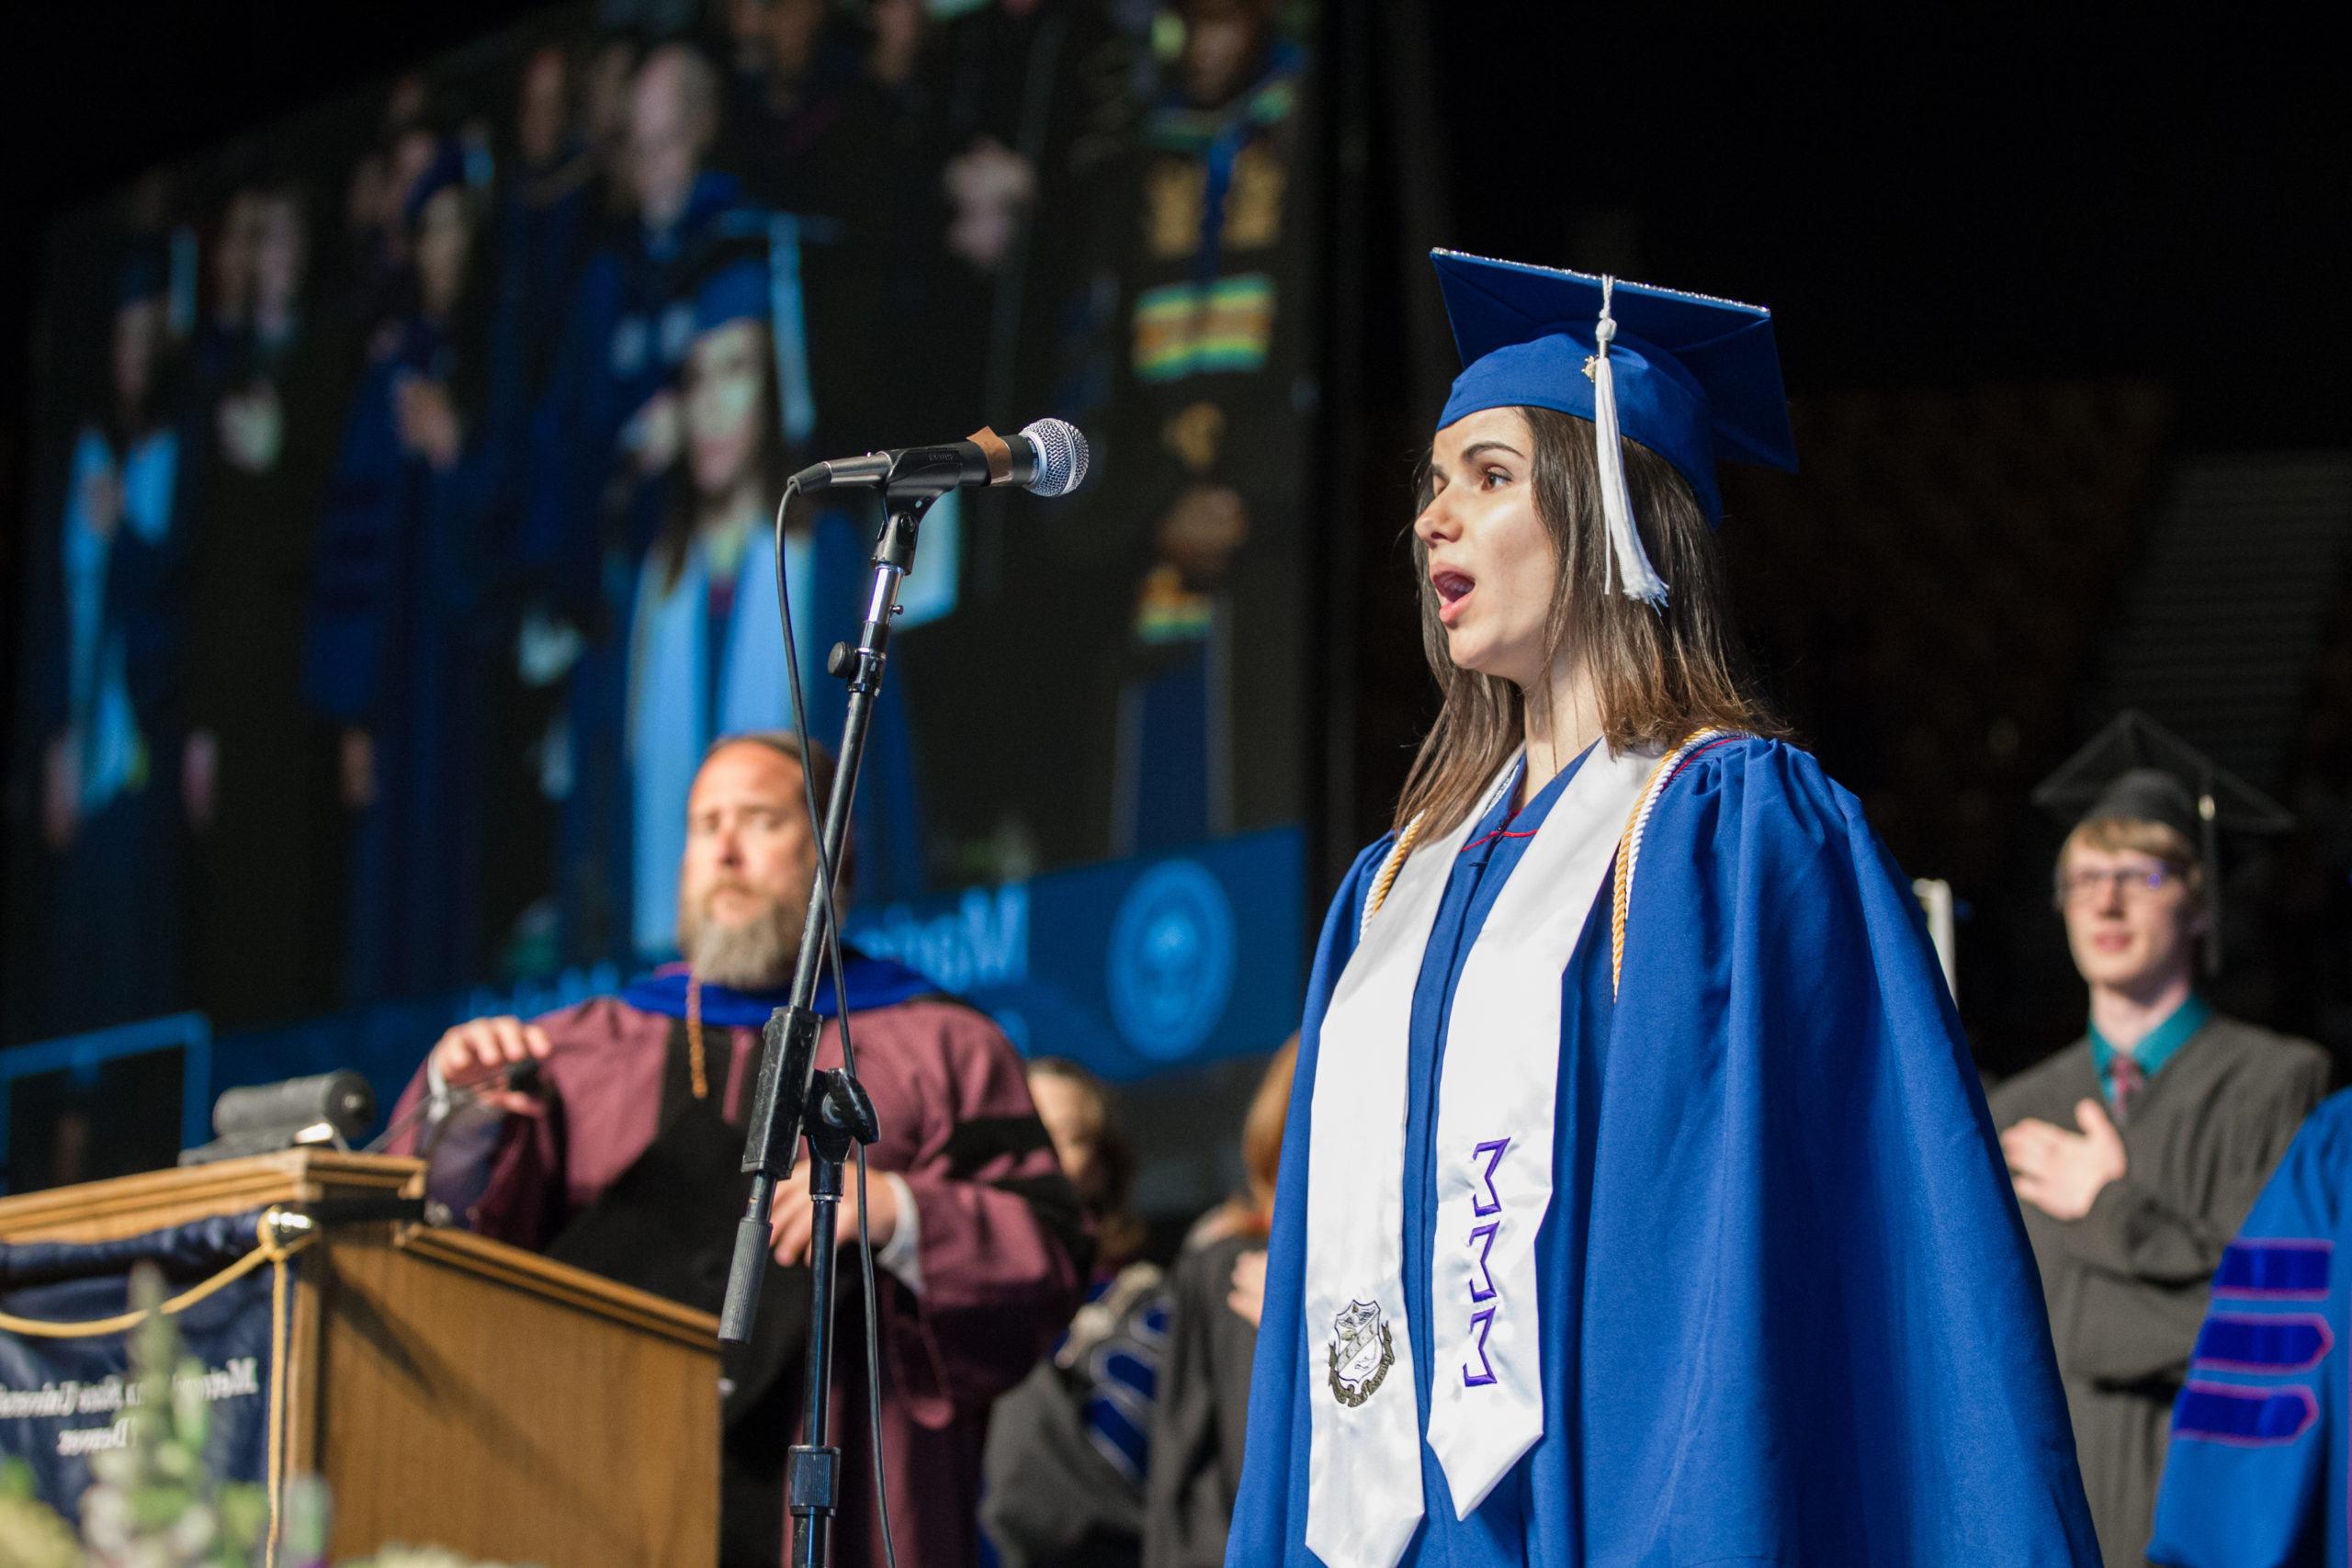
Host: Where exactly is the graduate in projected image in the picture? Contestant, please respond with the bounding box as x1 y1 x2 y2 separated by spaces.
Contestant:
30 253 191 1033
185 179 350 1028
530 39 746 965
1102 0 1309 859
1228 253 2100 1567
305 144 502 1004
623 251 930 964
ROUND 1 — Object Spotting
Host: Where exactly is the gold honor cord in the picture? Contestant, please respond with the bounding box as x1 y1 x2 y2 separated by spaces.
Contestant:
1363 817 1423 927
1611 729 1746 997
687 972 712 1100
1359 730 1747 998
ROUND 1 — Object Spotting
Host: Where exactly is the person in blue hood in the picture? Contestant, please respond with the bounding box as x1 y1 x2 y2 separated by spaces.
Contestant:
524 39 748 965
304 142 504 1003
384 730 1080 1568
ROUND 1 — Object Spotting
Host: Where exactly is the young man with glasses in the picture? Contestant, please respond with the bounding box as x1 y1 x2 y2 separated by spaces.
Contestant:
1992 713 2330 1568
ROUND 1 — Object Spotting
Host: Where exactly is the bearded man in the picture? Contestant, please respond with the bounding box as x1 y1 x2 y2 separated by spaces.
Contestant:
386 731 1084 1568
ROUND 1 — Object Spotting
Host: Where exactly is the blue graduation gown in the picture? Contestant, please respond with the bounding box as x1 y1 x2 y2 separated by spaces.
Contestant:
34 420 191 1032
305 320 503 1002
1231 736 2098 1566
2147 1089 2352 1568
526 174 780 964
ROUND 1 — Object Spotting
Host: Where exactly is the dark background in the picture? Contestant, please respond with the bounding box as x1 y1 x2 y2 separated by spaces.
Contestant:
6 5 2348 1086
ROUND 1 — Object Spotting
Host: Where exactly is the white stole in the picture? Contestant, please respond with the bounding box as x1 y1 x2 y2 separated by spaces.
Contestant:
1303 742 1655 1568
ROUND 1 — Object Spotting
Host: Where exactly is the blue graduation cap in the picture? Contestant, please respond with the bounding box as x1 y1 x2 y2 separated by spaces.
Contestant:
1432 249 1798 604
692 252 772 337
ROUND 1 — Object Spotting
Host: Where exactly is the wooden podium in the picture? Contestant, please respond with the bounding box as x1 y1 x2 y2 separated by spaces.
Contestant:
0 1151 719 1565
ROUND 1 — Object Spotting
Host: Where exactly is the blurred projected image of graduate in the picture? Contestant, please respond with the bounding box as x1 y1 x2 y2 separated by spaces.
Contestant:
184 177 350 1029
304 141 501 1005
623 243 932 966
1992 710 2329 1568
1100 0 1310 860
1229 253 2101 1567
29 251 192 1034
529 39 747 970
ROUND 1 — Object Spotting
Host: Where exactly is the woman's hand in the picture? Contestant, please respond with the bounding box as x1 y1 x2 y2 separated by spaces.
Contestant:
628 390 682 476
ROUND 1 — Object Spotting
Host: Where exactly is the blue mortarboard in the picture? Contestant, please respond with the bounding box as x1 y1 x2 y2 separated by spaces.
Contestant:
1432 249 1798 603
693 254 772 336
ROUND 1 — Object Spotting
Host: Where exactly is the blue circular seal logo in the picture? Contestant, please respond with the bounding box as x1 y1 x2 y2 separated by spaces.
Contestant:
1107 859 1235 1062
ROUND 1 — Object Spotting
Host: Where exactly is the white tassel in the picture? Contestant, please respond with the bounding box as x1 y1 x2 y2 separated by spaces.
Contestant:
1591 276 1669 606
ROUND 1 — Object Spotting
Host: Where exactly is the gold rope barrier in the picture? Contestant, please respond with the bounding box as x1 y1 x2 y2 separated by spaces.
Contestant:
258 1210 308 1568
0 1210 311 1338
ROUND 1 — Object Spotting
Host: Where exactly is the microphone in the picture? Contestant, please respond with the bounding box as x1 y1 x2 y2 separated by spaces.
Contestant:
183 1070 380 1164
213 1071 377 1145
792 418 1089 501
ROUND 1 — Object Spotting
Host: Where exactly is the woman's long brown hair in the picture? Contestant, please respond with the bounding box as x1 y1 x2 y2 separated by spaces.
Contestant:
650 321 796 596
1393 406 1788 837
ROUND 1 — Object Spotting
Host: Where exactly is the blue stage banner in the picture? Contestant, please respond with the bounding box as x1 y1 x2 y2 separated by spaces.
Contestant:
848 825 1306 1083
0 1213 278 1512
147 828 1305 1133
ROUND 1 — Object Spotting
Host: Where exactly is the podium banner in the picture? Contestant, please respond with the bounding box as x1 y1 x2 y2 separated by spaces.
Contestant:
0 1210 282 1512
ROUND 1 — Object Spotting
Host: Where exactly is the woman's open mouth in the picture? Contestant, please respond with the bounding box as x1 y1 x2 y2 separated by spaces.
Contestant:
1434 570 1476 625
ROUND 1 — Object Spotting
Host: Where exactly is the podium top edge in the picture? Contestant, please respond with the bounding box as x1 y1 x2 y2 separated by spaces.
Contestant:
0 1151 425 1245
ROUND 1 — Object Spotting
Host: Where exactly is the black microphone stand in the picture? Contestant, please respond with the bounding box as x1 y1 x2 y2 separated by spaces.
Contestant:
720 456 957 1568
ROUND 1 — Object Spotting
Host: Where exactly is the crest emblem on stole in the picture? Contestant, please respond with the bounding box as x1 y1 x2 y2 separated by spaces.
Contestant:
1326 1298 1396 1406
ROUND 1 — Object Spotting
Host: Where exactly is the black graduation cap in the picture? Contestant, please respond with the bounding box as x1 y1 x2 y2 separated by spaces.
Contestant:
2031 709 2292 973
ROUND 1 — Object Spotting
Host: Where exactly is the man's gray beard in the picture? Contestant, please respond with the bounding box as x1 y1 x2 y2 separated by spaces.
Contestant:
680 897 801 990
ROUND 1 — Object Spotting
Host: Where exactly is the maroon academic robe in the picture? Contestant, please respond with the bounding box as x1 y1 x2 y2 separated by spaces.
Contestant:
386 994 1086 1568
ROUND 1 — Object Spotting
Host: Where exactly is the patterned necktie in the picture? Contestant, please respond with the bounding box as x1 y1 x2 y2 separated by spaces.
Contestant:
2106 1054 2145 1126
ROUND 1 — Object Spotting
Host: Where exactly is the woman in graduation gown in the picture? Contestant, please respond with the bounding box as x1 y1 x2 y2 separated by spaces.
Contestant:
1227 252 2100 1568
305 146 503 1002
623 252 927 964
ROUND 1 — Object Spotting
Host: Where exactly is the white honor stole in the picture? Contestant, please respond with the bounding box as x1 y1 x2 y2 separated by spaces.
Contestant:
1304 743 1657 1568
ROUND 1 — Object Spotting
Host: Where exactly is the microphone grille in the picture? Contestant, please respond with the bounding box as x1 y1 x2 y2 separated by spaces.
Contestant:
1019 419 1090 497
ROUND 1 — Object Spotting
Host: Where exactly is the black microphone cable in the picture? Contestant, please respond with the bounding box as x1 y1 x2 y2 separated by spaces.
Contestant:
772 475 899 1568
